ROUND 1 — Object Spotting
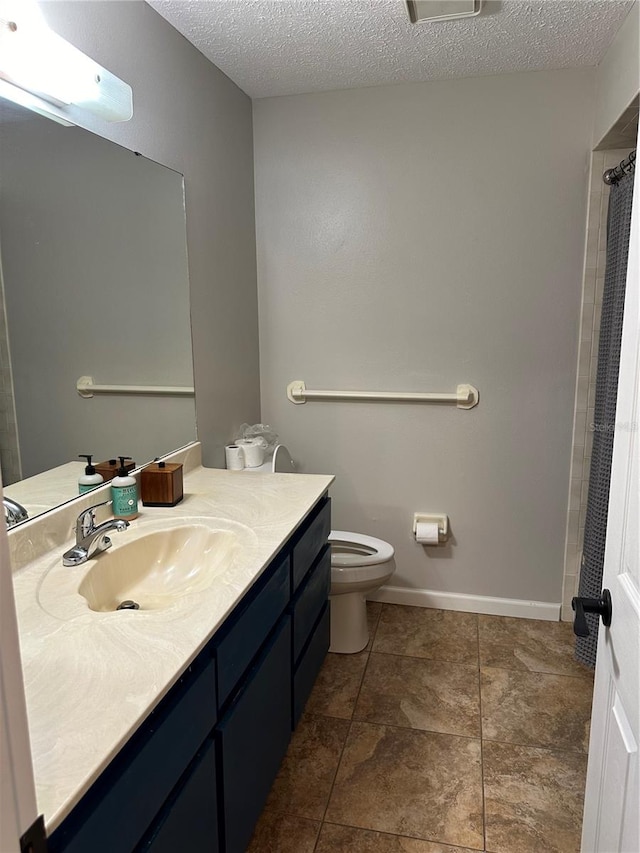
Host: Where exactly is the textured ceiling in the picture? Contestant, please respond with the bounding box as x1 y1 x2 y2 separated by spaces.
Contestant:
147 0 634 99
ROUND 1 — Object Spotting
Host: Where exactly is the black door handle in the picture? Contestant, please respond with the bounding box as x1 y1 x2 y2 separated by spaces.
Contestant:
571 589 612 637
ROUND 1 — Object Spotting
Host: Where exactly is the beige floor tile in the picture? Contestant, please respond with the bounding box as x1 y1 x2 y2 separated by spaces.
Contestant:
306 650 369 719
325 722 484 849
316 823 479 852
478 615 593 678
373 605 479 664
483 740 588 853
481 667 592 752
265 714 350 820
366 601 383 650
354 653 480 737
246 810 320 852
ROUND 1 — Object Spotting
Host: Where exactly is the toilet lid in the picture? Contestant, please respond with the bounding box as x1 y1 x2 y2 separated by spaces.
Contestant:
329 530 395 567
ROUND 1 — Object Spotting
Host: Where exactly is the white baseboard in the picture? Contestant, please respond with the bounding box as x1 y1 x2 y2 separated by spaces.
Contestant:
369 585 561 621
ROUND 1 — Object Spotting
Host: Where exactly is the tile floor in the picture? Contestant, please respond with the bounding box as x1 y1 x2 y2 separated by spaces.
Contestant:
249 603 594 853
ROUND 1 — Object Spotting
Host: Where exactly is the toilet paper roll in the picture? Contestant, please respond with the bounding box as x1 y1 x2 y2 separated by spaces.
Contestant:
225 445 245 471
415 522 440 545
235 439 265 468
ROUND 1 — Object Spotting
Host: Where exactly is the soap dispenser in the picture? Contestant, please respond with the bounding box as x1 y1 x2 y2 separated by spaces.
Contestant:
78 454 104 494
111 456 139 520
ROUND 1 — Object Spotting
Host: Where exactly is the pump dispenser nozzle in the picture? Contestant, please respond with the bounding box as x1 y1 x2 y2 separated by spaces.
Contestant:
78 454 104 493
79 454 96 475
117 456 133 477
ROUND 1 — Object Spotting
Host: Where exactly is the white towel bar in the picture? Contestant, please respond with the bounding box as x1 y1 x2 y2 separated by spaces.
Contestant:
286 381 479 409
76 376 195 399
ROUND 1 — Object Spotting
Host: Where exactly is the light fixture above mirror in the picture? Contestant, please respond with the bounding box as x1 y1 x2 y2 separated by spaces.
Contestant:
0 0 132 124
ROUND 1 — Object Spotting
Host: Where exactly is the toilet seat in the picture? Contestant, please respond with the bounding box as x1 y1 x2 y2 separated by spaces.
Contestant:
329 530 395 584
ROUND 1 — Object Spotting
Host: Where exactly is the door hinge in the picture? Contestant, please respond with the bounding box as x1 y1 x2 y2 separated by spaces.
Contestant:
20 815 47 853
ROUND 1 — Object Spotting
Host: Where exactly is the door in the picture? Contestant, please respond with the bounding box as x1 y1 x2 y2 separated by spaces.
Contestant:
581 151 640 852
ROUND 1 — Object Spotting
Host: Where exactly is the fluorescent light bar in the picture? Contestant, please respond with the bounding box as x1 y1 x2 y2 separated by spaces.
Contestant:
0 78 74 126
0 0 132 122
407 0 482 23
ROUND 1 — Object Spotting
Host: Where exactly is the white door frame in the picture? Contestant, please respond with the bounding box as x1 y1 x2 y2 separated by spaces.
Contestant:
0 474 37 852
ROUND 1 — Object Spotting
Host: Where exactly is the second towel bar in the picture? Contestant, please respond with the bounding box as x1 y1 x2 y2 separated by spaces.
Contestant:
77 376 195 399
286 381 479 409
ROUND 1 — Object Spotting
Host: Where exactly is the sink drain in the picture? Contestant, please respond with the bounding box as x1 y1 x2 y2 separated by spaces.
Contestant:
117 600 140 611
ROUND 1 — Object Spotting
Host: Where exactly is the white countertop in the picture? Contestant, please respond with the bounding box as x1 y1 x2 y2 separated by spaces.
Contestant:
10 460 333 832
3 461 86 521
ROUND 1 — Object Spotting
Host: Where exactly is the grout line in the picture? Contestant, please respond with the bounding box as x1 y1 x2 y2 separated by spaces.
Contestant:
477 617 487 852
319 819 486 851
313 607 381 849
367 647 479 666
480 662 595 682
480 735 590 757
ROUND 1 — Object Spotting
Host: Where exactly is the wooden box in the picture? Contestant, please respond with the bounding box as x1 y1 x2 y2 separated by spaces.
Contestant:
141 462 184 507
95 458 135 482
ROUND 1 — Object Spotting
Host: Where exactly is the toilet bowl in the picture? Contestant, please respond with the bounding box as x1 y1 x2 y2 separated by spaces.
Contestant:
244 445 396 652
329 530 395 653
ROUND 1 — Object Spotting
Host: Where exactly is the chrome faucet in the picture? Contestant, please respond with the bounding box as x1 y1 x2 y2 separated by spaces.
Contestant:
3 496 29 528
62 500 129 566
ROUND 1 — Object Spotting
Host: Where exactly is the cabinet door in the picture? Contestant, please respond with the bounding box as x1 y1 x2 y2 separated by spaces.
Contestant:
217 615 292 853
136 738 218 853
293 603 330 727
291 497 331 592
291 546 330 663
216 553 290 709
48 657 217 853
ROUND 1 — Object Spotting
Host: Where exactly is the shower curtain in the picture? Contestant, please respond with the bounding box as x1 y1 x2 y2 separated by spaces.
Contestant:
576 162 635 668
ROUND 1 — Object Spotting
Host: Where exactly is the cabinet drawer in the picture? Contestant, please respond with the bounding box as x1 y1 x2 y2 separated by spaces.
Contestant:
292 497 331 592
217 615 292 853
216 553 290 708
136 738 218 853
291 545 330 663
49 657 217 853
293 603 330 727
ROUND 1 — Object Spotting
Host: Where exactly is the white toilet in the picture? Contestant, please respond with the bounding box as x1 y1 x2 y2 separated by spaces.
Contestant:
248 445 396 654
328 530 395 653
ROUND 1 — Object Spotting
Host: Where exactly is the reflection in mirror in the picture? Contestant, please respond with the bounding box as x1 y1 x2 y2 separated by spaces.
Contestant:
0 100 197 523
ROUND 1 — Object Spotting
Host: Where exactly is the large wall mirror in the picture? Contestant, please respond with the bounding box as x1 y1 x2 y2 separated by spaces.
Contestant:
0 100 197 523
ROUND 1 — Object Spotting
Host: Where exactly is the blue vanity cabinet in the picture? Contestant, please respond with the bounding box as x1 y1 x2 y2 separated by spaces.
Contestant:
136 739 219 853
217 615 292 853
47 494 331 853
289 544 331 727
48 655 218 853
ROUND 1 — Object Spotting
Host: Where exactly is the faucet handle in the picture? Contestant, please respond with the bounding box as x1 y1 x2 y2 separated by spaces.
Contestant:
76 499 112 540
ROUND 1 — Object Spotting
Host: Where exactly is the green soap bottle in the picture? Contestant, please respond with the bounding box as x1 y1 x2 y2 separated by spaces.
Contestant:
111 456 139 520
78 454 104 494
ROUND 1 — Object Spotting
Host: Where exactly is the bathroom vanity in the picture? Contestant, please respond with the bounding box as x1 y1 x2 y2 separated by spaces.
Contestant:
9 446 333 853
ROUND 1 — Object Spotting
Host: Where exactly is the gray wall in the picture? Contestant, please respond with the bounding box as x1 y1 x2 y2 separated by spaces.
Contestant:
254 67 595 604
593 0 639 146
39 1 260 467
0 108 195 478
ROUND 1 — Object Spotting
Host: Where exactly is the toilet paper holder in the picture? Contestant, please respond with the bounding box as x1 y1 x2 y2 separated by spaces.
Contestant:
413 513 449 544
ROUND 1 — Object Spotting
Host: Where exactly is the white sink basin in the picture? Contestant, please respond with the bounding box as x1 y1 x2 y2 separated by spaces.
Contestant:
36 516 256 619
78 525 238 612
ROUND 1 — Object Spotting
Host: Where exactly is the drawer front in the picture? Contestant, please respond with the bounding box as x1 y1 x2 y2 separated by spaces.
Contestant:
216 553 290 708
293 603 330 727
292 545 330 663
49 658 217 853
136 738 218 853
292 497 331 592
218 615 292 853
